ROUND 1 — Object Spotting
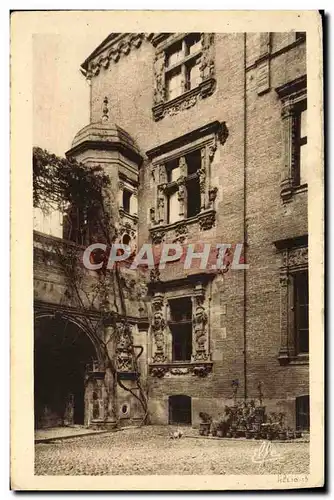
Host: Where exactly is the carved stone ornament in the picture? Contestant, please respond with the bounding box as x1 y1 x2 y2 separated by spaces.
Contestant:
151 228 166 245
149 363 212 378
149 366 167 378
170 367 190 375
208 186 218 206
151 293 167 363
150 266 161 284
85 33 154 79
288 246 308 269
192 293 210 362
116 321 133 372
152 33 216 121
173 222 188 244
192 364 212 377
198 210 216 230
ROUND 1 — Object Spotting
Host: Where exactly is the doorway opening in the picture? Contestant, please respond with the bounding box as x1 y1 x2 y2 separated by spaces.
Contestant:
168 395 192 425
34 315 98 429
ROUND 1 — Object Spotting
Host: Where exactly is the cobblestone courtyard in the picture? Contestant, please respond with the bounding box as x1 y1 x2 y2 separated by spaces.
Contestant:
35 426 309 476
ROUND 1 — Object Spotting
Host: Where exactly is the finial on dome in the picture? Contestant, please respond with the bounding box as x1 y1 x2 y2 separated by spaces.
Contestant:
102 96 109 123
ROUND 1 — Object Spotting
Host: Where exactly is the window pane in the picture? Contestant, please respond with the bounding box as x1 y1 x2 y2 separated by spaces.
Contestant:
296 395 310 431
167 190 181 224
187 178 201 217
166 41 184 67
129 194 137 216
170 297 192 321
298 330 309 353
166 70 182 100
122 189 132 213
186 150 202 175
172 324 192 361
186 33 202 55
300 143 309 185
300 108 307 139
170 166 181 182
189 61 201 90
295 271 309 355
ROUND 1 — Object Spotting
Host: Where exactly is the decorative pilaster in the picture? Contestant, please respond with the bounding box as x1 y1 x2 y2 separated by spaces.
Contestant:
199 148 207 210
256 33 271 95
278 268 291 364
157 184 166 223
280 103 295 201
192 285 210 362
151 293 167 363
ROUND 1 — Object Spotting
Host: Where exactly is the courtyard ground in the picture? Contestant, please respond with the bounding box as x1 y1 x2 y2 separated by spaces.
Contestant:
35 425 309 476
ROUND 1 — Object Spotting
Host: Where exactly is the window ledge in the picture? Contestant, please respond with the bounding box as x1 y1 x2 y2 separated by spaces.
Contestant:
281 183 308 203
278 353 309 366
152 77 216 121
149 209 216 244
149 360 213 378
119 208 138 222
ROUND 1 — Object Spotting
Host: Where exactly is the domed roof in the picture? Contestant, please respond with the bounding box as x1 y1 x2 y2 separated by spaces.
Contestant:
71 120 140 156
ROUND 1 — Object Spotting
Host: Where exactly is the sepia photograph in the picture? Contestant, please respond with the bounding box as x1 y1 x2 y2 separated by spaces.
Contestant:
10 10 324 490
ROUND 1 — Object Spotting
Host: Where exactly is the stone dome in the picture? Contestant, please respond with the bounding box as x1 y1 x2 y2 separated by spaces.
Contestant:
67 120 142 165
72 121 139 152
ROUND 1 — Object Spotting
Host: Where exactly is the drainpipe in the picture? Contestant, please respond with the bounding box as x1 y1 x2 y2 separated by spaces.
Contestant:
243 32 248 401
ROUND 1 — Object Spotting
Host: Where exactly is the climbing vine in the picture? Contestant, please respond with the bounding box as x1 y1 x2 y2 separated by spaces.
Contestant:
33 147 150 426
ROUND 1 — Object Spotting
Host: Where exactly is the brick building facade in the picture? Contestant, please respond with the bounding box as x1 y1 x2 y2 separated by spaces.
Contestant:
34 32 309 431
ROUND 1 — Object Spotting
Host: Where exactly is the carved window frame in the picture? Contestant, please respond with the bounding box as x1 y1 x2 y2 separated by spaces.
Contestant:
147 121 228 244
275 236 309 365
148 283 213 378
152 33 216 121
275 75 307 203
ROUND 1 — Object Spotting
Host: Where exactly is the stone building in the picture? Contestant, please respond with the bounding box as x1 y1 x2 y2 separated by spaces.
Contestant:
34 32 309 431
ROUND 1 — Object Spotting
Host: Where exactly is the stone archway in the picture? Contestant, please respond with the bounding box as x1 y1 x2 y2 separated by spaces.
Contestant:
34 314 102 429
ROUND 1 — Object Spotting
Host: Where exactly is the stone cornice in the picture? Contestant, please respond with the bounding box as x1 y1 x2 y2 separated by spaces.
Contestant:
273 234 308 250
66 139 143 166
146 121 228 160
275 74 307 101
81 33 155 78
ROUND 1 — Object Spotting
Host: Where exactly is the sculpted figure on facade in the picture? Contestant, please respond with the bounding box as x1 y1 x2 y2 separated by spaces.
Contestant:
193 299 209 361
115 321 133 372
151 295 166 363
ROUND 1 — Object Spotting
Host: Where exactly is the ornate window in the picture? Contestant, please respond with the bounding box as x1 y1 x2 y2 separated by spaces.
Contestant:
152 33 216 121
275 75 307 202
274 235 309 365
147 121 228 244
149 281 213 378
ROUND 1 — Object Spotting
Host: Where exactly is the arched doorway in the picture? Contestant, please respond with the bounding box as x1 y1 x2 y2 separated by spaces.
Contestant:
34 315 99 429
168 395 192 425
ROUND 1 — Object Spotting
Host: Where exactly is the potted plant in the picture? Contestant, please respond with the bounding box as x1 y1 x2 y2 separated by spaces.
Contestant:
199 412 212 436
276 411 287 440
216 427 224 438
211 421 218 437
287 427 295 440
245 426 252 439
278 429 287 440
